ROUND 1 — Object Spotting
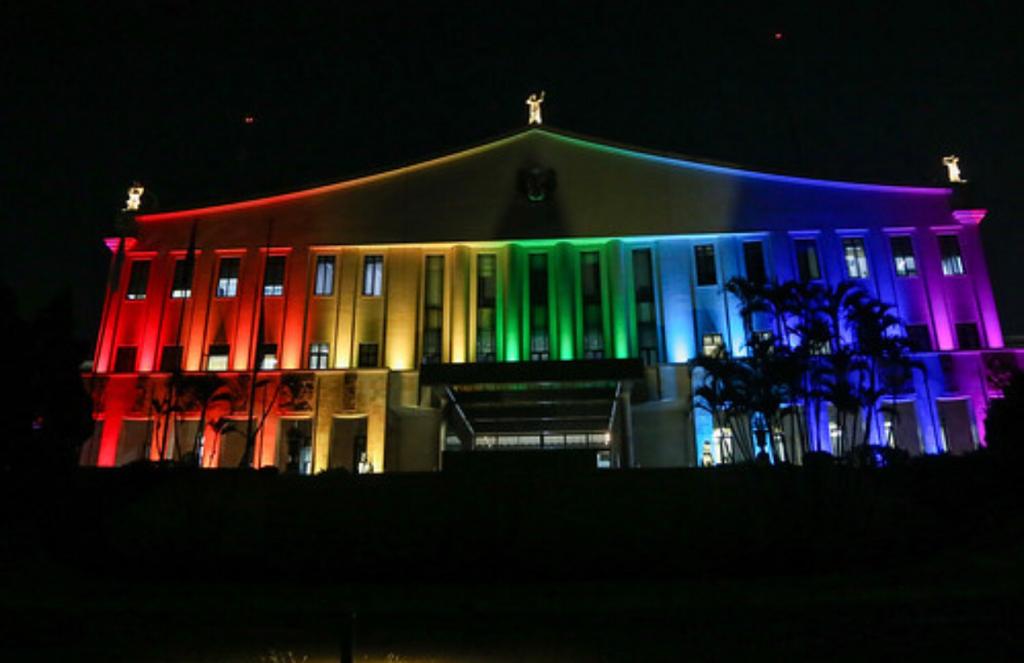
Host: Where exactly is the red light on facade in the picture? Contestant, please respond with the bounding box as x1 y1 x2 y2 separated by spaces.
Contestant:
774 32 783 41
244 115 255 125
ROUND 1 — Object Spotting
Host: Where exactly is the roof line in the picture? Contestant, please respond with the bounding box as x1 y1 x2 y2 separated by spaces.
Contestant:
539 126 951 195
137 126 950 221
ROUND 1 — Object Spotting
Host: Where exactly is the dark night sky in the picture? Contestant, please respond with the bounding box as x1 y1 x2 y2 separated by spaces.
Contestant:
2 3 1022 347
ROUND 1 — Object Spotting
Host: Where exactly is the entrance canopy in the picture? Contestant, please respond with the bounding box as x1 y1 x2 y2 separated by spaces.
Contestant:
420 359 644 452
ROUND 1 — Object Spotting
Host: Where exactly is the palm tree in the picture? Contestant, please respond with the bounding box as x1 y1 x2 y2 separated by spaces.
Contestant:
177 374 231 467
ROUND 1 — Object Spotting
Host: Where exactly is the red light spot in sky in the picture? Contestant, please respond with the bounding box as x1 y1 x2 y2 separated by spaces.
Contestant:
774 32 783 40
244 115 255 124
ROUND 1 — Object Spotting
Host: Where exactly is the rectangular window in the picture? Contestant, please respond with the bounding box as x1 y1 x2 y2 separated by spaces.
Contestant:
263 256 285 296
795 239 821 281
258 343 278 370
114 346 137 373
313 255 335 296
476 254 497 362
125 261 150 300
362 255 383 296
632 249 659 364
842 237 869 279
694 244 717 286
423 255 445 364
905 324 932 351
358 343 379 368
309 342 330 370
701 333 724 358
160 345 183 373
890 236 917 277
580 251 604 359
207 344 230 371
170 258 193 298
216 258 240 298
742 241 767 285
529 253 550 360
955 322 981 350
939 235 965 275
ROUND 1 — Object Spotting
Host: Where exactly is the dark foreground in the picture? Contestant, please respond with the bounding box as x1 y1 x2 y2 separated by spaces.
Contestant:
2 455 1023 661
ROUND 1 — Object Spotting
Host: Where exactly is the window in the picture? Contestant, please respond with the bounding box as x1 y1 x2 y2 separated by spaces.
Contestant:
170 258 193 298
362 255 383 296
476 254 497 362
939 235 965 275
702 333 724 357
263 256 285 296
842 237 869 279
795 239 821 281
309 342 330 369
810 339 831 356
423 255 445 364
890 236 917 277
955 322 981 350
258 343 278 370
713 427 734 464
207 344 230 371
160 345 183 373
114 346 137 373
905 324 932 351
529 253 550 360
216 258 240 297
632 249 659 364
357 343 379 368
580 251 604 359
125 261 150 300
313 256 335 296
743 241 767 285
694 244 717 286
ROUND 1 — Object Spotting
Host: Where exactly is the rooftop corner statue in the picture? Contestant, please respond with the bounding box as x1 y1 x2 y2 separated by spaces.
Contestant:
123 183 144 212
526 91 545 125
943 155 966 183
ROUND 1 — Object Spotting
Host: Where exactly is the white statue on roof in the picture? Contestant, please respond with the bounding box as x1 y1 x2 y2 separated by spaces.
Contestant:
526 91 545 125
124 183 144 211
943 155 966 183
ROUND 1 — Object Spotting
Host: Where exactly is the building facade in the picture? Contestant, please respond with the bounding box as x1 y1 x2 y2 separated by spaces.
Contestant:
82 127 1023 471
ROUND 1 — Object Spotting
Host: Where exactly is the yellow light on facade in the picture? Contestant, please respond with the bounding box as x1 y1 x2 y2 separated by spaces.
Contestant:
526 91 545 125
124 183 144 211
942 155 966 183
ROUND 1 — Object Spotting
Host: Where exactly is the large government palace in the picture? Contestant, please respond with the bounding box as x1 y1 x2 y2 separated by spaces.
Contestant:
81 121 1023 472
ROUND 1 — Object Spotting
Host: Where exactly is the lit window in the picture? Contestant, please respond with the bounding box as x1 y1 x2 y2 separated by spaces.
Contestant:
476 254 497 362
263 256 285 297
207 344 229 371
702 333 724 357
580 251 604 359
713 427 734 464
358 343 379 368
114 346 137 373
810 339 831 355
216 258 240 297
309 342 330 369
955 322 981 350
632 249 659 364
939 235 965 275
258 343 278 370
743 241 767 285
170 258 193 298
529 253 550 360
314 256 335 296
829 421 842 451
905 324 931 351
125 261 150 300
694 244 717 286
795 239 821 281
842 238 869 279
423 256 445 364
160 345 183 373
890 236 917 277
362 255 383 296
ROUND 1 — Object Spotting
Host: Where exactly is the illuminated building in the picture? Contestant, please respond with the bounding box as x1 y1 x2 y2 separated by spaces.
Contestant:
82 126 1023 471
